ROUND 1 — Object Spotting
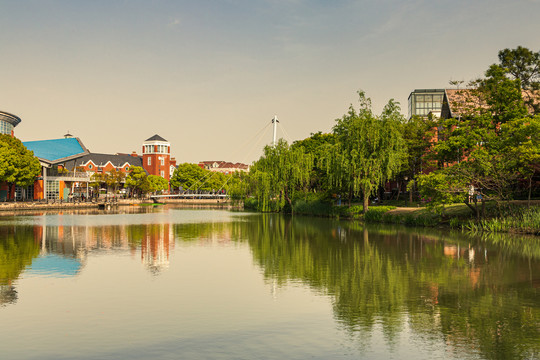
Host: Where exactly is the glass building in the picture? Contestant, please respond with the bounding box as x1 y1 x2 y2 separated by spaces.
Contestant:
407 89 445 119
0 110 21 136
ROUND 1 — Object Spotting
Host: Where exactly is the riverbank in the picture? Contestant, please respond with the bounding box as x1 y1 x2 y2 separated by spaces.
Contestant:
0 198 236 214
276 198 540 235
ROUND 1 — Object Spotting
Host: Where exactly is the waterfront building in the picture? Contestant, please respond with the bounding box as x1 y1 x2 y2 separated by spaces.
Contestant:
69 153 144 175
0 110 21 136
142 134 171 181
22 137 90 200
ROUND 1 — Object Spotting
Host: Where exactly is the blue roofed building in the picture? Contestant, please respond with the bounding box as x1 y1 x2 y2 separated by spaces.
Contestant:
18 136 91 201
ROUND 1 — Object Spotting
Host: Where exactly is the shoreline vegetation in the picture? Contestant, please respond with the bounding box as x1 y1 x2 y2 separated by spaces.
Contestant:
243 197 540 236
229 47 540 238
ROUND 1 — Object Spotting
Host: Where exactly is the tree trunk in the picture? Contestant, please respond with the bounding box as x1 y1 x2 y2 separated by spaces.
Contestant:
362 186 370 214
464 201 479 219
528 175 532 209
395 181 400 201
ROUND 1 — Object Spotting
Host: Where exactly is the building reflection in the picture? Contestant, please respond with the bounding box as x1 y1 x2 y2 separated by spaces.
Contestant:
0 221 175 307
141 224 174 274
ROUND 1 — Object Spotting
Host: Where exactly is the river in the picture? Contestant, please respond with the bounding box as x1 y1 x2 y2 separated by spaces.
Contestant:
0 206 539 359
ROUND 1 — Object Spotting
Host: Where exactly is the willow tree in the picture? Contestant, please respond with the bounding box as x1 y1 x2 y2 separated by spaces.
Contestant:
250 139 312 212
325 91 405 213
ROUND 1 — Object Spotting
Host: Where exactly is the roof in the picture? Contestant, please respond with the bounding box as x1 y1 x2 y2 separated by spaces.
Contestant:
0 110 22 127
199 161 250 170
145 134 167 142
443 88 540 119
74 153 143 168
23 137 89 165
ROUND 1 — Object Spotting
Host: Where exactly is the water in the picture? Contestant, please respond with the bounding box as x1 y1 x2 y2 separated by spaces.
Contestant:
0 206 539 359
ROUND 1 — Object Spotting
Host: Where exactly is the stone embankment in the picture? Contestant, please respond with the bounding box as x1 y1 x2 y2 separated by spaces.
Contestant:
0 198 232 212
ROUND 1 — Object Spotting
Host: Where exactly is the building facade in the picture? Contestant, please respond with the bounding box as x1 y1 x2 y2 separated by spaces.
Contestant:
142 135 171 181
407 89 445 119
0 110 21 136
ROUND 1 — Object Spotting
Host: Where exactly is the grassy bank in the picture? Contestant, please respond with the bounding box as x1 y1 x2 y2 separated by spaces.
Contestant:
245 197 540 235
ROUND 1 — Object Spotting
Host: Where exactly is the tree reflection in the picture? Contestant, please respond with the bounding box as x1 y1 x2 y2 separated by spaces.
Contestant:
0 226 40 306
233 214 540 360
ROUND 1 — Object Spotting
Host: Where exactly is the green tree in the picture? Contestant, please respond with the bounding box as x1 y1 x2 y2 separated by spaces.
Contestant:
325 91 405 213
104 169 126 196
498 46 540 115
125 166 149 198
170 163 207 192
400 115 436 202
291 132 335 193
250 139 313 212
147 175 169 194
0 135 41 200
89 172 104 198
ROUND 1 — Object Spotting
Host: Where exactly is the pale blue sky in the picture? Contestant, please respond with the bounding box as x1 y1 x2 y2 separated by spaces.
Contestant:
1 0 539 163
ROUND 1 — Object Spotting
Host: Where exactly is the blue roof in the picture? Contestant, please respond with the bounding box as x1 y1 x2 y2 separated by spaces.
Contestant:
23 137 88 163
25 254 82 278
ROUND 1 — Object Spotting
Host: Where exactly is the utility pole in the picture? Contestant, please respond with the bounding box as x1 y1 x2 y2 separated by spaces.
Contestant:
272 115 279 146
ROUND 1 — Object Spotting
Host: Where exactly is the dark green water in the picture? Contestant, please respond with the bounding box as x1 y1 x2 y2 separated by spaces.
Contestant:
0 206 539 359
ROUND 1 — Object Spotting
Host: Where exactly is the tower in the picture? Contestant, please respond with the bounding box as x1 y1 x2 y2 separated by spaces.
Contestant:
142 135 171 180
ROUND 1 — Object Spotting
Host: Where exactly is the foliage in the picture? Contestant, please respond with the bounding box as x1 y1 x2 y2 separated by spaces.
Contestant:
249 139 313 212
125 166 151 197
324 91 406 213
291 131 336 193
104 169 125 194
170 163 207 191
0 134 41 197
363 206 397 222
418 47 540 217
147 175 169 193
498 46 540 114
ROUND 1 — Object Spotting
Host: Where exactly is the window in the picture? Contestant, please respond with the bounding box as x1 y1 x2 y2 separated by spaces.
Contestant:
46 181 60 200
148 157 151 166
160 157 164 166
0 120 14 135
88 164 93 169
160 170 165 177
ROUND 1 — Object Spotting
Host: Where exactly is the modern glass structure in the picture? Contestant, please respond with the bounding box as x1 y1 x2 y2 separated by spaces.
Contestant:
0 110 21 136
407 89 445 119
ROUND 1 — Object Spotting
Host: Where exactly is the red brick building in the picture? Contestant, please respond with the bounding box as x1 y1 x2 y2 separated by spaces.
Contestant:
142 134 171 180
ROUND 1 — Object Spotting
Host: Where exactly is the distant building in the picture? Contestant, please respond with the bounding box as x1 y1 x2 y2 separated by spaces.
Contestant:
407 89 445 119
198 161 250 174
142 134 171 181
0 110 21 136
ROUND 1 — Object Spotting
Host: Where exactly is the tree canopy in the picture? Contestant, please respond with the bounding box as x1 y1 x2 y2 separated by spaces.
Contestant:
324 91 405 212
0 135 41 198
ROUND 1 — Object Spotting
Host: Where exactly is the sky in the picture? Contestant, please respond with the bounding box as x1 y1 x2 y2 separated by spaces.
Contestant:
1 0 540 164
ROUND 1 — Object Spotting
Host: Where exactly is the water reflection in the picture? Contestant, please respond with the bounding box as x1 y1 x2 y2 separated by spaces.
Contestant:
240 215 540 360
0 209 539 359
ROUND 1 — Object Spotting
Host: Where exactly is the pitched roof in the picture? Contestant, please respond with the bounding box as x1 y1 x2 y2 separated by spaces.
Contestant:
198 161 250 170
145 134 167 142
23 137 89 165
443 88 540 119
75 153 143 168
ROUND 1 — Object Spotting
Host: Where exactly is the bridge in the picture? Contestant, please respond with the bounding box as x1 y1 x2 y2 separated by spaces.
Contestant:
149 193 229 202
